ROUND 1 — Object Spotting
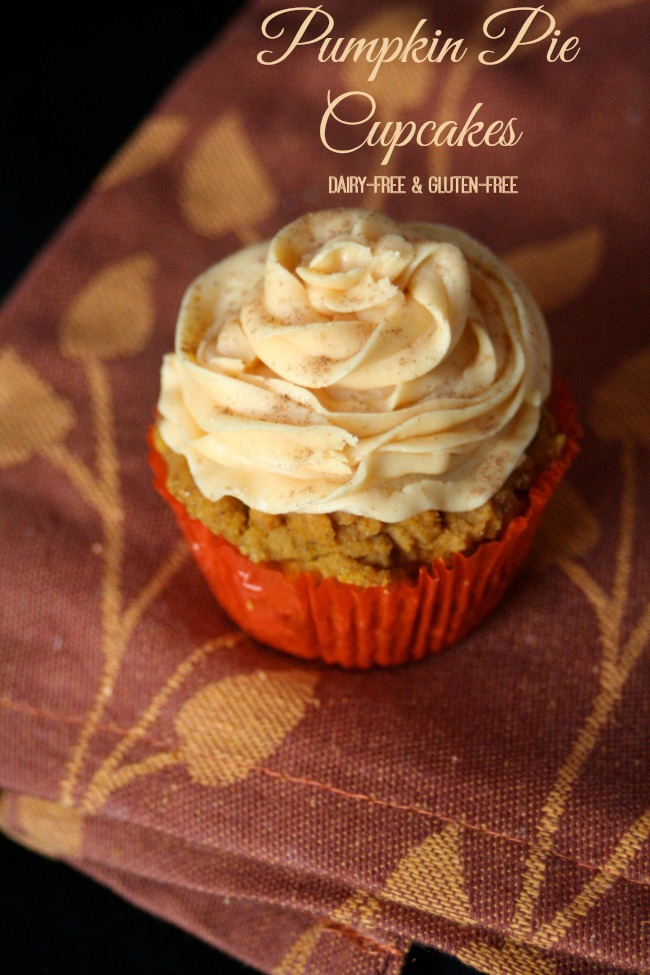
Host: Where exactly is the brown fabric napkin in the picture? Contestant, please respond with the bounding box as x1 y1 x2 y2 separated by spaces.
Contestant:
1 2 649 972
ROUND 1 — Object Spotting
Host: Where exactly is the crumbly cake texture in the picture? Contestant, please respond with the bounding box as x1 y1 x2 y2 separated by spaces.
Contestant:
153 406 564 587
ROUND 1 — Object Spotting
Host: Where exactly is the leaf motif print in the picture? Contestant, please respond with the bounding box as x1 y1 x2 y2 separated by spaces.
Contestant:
179 112 278 244
381 824 471 924
0 347 75 468
0 794 84 859
59 254 157 360
503 226 604 313
271 925 324 975
175 668 320 786
97 115 189 190
591 345 650 446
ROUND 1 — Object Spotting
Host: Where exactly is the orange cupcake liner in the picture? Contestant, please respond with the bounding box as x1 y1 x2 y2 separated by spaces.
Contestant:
148 380 581 668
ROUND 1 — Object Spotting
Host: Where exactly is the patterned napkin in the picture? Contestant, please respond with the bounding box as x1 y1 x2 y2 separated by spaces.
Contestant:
1 2 649 973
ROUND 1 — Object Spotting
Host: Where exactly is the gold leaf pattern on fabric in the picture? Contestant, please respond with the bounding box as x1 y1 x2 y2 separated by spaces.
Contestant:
271 893 386 975
530 481 601 568
97 115 190 191
510 373 648 947
175 669 320 786
330 891 382 931
179 112 278 242
342 6 432 115
503 226 604 312
458 940 556 975
590 345 650 445
381 824 471 923
77 632 240 814
271 924 324 975
0 347 75 468
59 254 157 359
7 796 84 859
534 802 650 948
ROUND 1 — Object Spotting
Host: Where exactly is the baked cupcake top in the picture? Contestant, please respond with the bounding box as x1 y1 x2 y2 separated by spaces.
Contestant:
157 208 551 522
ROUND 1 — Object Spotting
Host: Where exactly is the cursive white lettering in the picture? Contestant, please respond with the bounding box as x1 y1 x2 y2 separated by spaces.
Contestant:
259 6 468 80
258 6 333 66
320 92 522 165
479 6 580 65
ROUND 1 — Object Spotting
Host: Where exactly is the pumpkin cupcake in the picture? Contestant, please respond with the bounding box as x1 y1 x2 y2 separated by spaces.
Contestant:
149 208 579 667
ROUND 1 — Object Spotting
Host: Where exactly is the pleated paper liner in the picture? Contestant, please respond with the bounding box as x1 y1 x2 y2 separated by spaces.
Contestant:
148 381 581 668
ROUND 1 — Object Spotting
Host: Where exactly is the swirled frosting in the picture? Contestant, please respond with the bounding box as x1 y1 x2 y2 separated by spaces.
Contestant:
157 208 551 521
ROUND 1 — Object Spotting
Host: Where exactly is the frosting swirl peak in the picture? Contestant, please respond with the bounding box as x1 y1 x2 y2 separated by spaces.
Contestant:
241 209 470 390
157 209 551 521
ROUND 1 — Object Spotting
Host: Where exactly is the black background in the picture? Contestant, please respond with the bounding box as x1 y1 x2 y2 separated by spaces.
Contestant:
1 6 481 973
1 6 243 299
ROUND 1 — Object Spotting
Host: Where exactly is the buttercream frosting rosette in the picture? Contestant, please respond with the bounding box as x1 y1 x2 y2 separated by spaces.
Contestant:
150 208 580 667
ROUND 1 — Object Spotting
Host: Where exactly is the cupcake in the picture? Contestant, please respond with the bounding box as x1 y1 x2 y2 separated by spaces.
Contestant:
149 208 579 667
